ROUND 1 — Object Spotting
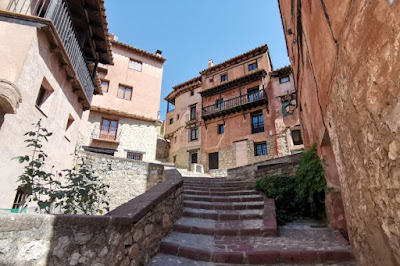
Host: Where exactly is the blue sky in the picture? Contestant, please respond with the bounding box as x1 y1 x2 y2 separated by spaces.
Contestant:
104 0 289 120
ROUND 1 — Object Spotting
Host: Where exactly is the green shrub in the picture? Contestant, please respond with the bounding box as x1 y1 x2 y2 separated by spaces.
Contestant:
295 144 326 218
255 144 326 224
255 175 304 225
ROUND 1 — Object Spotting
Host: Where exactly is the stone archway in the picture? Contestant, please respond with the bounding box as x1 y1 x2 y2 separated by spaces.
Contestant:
0 79 22 128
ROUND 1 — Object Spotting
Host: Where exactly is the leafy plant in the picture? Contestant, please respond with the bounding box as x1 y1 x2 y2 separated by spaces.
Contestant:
57 161 110 215
255 144 326 224
255 175 304 225
295 144 326 218
15 119 60 213
15 120 109 215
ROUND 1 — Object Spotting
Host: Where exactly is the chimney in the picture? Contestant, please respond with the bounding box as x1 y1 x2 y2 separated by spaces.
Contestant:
208 59 214 68
156 50 162 57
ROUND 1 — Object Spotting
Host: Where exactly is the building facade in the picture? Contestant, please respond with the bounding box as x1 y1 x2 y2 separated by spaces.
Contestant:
79 38 165 162
165 45 302 172
165 77 202 169
278 0 400 265
0 0 112 209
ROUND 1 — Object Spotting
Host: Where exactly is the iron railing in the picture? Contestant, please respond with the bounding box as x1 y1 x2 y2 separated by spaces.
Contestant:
6 0 95 102
202 90 267 116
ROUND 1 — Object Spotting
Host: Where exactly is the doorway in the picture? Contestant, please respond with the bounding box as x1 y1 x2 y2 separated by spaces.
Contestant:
209 152 219 170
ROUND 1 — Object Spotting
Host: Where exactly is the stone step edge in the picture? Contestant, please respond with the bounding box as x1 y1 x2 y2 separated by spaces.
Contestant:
173 223 278 237
184 201 264 210
160 242 355 264
184 195 264 203
183 209 264 221
183 187 255 192
184 190 259 196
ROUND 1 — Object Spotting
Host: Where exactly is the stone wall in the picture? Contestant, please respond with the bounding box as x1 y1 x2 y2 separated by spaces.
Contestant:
226 153 301 180
278 1 400 265
0 169 183 266
156 138 169 161
76 151 164 211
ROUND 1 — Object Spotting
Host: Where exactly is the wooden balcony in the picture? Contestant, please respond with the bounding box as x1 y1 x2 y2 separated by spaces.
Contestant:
202 90 268 121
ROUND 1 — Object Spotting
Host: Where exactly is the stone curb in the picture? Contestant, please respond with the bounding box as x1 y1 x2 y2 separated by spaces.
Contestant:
160 241 355 264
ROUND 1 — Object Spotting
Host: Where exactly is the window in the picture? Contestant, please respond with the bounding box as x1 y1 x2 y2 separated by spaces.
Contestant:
279 75 290 84
254 142 268 156
175 136 177 143
190 91 194 96
251 112 264 134
220 74 228 82
173 155 177 163
218 124 224 134
129 59 142 71
101 80 109 93
190 105 196 121
191 153 198 164
247 87 260 102
117 85 132 101
248 62 258 71
12 187 29 210
189 127 198 141
177 114 180 120
209 78 214 83
127 152 143 160
291 129 303 145
216 99 224 109
99 118 118 140
169 118 173 125
35 85 53 108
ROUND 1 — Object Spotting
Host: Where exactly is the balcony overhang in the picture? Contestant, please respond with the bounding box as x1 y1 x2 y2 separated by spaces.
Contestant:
90 105 159 123
202 95 268 122
65 0 113 65
0 11 92 109
200 69 267 97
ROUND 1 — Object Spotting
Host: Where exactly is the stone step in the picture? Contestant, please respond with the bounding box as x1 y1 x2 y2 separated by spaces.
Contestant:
183 186 254 192
183 208 264 221
173 217 277 237
148 253 357 266
159 232 355 264
183 180 254 186
184 200 264 210
184 194 264 203
184 189 259 197
183 184 255 190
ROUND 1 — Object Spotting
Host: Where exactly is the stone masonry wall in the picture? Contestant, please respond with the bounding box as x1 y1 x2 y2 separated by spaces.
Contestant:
0 169 183 266
75 151 164 211
156 138 169 161
278 1 400 265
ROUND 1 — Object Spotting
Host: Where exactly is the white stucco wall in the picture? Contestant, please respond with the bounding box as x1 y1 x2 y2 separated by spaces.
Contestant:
0 23 85 208
80 111 158 162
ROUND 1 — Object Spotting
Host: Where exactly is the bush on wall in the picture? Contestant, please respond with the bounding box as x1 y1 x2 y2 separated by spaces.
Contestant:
255 144 326 224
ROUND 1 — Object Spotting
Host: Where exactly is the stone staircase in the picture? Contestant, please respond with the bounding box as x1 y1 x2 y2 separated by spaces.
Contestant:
148 177 356 265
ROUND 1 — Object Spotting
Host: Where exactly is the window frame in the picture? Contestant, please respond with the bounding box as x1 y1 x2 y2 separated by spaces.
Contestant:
190 91 194 96
218 124 224 134
127 152 143 161
189 127 199 141
279 75 290 84
247 86 261 102
117 84 133 101
248 62 258 71
100 79 110 93
128 59 143 72
254 142 268 156
251 111 265 134
169 118 173 125
291 129 303 146
99 118 119 140
220 74 228 82
216 99 224 109
190 105 197 121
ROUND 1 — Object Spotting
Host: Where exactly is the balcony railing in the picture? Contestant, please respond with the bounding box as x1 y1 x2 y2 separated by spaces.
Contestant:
202 90 267 117
6 0 95 102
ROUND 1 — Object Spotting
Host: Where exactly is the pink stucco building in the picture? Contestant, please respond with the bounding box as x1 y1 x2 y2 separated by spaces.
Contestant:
79 37 166 161
0 0 112 209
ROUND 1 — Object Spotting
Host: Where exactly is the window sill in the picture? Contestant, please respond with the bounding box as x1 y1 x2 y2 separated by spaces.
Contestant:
93 138 120 144
35 105 48 118
290 144 304 151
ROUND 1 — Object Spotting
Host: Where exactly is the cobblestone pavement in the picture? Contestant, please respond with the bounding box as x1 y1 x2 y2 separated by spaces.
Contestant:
147 177 356 265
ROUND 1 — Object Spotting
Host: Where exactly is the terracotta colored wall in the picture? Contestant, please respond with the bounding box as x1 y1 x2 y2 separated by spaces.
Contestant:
165 86 202 168
91 44 163 121
279 0 400 265
0 22 84 208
